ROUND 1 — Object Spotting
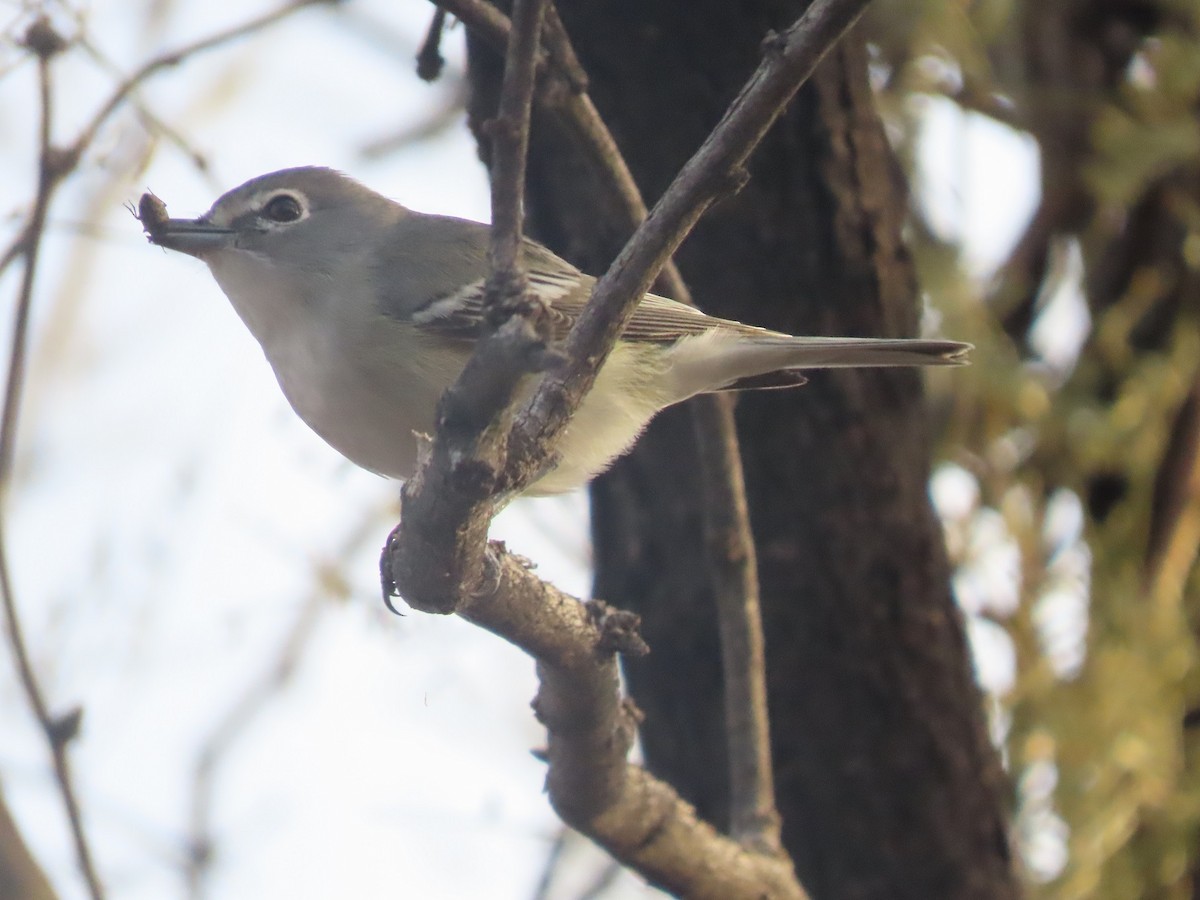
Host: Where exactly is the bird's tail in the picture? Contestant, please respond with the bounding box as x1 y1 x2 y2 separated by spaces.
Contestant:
751 336 970 369
665 333 971 398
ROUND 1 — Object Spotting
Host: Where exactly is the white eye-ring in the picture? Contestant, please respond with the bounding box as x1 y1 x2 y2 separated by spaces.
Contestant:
262 192 304 223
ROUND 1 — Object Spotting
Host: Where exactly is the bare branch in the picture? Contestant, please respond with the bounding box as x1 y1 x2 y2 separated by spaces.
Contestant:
416 7 448 81
536 3 782 855
434 0 513 57
1 7 348 898
0 23 105 899
455 547 803 900
1 38 57 486
389 0 873 888
538 6 587 93
0 237 25 285
434 0 673 292
386 0 553 614
430 7 781 847
360 83 468 158
484 0 547 286
530 827 568 900
500 0 870 854
74 36 212 173
183 501 389 897
547 7 787 852
383 3 798 890
530 827 625 900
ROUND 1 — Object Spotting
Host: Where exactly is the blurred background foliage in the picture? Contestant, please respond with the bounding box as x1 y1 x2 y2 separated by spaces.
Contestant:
868 0 1200 895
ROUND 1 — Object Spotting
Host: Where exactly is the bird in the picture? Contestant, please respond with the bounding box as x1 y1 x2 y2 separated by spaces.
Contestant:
139 167 969 496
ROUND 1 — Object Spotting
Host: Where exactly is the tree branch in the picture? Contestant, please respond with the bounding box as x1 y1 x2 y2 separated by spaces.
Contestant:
416 7 448 82
536 2 784 855
501 0 870 852
455 546 803 899
385 0 553 614
550 9 783 850
0 20 103 900
386 0 876 893
484 0 547 285
434 0 786 851
380 8 793 881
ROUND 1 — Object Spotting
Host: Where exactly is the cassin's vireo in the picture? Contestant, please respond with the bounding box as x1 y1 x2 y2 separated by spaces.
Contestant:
140 167 968 495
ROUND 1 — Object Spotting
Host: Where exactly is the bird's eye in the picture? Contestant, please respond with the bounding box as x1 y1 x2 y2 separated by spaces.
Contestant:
263 194 303 223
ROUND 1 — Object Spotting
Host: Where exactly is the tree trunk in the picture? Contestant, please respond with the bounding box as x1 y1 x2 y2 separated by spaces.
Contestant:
468 1 1018 896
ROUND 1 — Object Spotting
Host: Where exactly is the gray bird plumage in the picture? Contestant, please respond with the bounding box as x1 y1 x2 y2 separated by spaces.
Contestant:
142 167 970 495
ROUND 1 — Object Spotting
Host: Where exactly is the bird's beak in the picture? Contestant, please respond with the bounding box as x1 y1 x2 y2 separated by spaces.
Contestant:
138 192 234 259
147 218 236 259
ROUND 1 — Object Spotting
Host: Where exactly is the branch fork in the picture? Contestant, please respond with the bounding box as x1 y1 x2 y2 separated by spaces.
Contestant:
382 1 871 895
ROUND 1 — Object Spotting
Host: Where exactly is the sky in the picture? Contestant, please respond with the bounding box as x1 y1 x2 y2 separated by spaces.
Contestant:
0 1 1050 897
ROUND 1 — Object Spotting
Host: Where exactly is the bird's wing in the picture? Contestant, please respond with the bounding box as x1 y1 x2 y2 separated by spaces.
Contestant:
409 263 583 340
379 213 772 343
411 258 771 344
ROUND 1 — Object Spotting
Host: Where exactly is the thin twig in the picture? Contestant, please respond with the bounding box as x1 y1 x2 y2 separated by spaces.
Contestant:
434 0 677 293
0 0 327 287
75 36 211 172
576 860 622 900
416 7 447 81
530 827 568 900
435 0 511 54
184 508 385 898
0 526 97 897
1 6 342 898
0 21 105 899
0 84 52 486
0 232 30 285
484 0 547 288
360 82 467 157
537 6 586 93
